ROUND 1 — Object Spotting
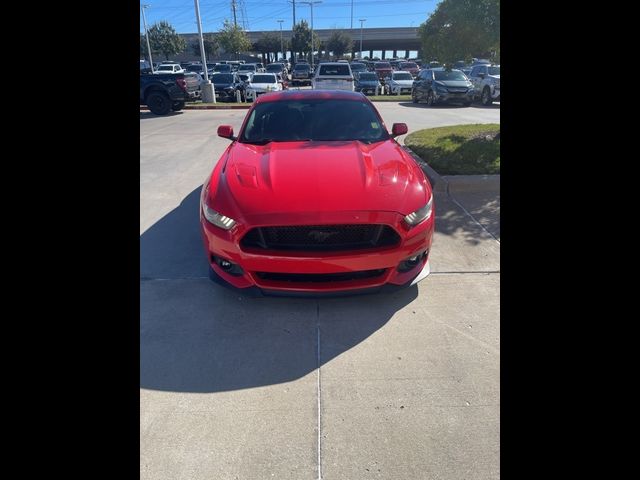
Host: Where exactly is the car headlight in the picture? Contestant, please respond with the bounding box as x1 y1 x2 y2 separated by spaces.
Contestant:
404 194 433 226
202 203 237 230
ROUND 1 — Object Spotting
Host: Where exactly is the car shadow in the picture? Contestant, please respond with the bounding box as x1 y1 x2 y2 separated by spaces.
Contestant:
140 187 420 393
139 111 184 119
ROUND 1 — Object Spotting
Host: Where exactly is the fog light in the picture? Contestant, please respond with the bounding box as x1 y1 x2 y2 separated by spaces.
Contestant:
397 250 429 273
212 256 244 276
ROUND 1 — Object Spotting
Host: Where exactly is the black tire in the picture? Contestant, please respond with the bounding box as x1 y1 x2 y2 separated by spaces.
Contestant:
481 87 493 106
463 101 472 107
411 89 418 103
171 101 185 112
147 91 172 115
426 90 436 107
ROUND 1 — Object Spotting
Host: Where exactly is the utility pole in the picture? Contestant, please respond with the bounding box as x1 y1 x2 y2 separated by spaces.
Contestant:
232 0 237 27
300 1 321 68
359 18 366 60
140 4 154 73
195 0 215 103
351 0 353 30
277 20 284 62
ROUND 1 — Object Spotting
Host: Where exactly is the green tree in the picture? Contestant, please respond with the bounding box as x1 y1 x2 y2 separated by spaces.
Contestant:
255 32 283 63
218 20 251 59
140 34 147 59
191 34 219 59
326 31 353 59
148 21 186 60
418 0 499 64
291 20 320 61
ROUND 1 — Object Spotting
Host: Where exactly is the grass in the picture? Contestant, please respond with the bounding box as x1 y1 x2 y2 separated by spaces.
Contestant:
368 94 412 102
404 124 500 175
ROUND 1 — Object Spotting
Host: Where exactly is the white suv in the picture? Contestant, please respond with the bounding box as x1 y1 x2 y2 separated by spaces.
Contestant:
312 62 354 91
468 64 500 105
153 63 184 74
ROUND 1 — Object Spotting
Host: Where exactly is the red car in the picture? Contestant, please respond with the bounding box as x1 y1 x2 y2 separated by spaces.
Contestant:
398 61 420 77
374 61 393 80
200 90 434 295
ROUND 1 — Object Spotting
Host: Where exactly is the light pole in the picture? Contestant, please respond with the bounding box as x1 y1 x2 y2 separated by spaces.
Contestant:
359 19 366 60
277 19 284 62
194 0 215 103
140 4 154 73
351 0 353 30
300 1 321 68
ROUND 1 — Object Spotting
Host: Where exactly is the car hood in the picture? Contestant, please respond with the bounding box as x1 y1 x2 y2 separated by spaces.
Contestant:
435 80 471 87
391 79 414 85
214 140 429 217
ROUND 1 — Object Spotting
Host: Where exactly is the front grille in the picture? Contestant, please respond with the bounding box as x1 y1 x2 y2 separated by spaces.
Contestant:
447 87 468 93
241 224 401 252
255 269 387 283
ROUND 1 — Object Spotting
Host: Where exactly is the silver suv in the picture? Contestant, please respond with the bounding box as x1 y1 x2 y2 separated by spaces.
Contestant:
468 64 500 105
312 62 354 91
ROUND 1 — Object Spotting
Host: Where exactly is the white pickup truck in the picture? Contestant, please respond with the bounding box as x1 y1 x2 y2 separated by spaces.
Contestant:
468 64 500 105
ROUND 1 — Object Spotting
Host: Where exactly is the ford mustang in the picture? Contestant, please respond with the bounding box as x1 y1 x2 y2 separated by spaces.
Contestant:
199 90 434 295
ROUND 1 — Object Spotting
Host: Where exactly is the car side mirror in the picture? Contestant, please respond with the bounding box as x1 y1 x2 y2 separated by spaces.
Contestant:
391 123 408 137
217 125 236 140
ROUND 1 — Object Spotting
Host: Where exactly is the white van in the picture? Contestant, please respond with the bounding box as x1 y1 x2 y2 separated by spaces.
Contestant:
312 62 354 91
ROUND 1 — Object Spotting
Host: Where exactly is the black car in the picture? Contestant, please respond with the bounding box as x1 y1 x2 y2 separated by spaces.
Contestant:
411 68 475 106
210 73 246 102
354 72 381 95
291 63 312 86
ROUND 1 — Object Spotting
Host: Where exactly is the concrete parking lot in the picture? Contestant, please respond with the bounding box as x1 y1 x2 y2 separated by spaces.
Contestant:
140 102 500 479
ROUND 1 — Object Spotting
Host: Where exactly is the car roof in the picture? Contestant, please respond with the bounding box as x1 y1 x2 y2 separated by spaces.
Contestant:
254 90 367 104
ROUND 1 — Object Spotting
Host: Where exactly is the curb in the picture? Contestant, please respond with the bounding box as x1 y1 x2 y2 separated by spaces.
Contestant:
443 175 500 194
402 146 448 193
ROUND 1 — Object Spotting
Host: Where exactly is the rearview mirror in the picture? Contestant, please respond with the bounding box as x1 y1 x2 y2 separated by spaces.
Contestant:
217 125 236 140
391 123 408 137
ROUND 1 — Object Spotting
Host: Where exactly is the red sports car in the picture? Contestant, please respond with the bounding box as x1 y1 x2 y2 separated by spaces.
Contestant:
200 90 434 295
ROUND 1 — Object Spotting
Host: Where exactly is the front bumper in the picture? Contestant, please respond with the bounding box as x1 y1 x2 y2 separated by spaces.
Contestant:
355 86 380 95
390 85 413 94
200 210 434 295
434 90 474 104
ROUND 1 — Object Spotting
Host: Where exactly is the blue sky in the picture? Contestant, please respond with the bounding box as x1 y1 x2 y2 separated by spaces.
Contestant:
140 0 438 33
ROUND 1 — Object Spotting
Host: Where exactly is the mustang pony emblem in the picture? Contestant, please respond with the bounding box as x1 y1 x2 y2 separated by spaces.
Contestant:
308 230 339 242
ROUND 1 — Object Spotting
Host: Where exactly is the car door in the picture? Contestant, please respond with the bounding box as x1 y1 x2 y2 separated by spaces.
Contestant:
416 70 432 98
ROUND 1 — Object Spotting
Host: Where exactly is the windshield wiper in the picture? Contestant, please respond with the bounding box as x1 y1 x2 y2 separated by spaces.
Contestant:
242 139 275 145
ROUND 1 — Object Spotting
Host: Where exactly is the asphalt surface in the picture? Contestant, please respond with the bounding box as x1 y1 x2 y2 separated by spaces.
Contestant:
140 102 500 479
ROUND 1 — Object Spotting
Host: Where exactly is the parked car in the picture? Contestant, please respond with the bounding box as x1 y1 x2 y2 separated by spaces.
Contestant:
312 62 354 91
398 61 419 77
214 64 232 73
468 64 500 105
238 64 257 75
374 61 393 80
453 60 467 69
185 64 205 74
153 63 184 74
210 72 246 102
276 73 289 90
140 72 200 114
411 68 475 106
349 62 368 75
384 71 415 95
237 72 254 87
291 63 313 86
255 63 266 73
354 72 382 95
202 90 434 295
266 62 288 78
245 73 282 101
461 67 472 77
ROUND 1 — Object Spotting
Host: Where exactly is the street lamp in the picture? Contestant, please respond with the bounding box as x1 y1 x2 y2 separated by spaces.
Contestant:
140 4 154 73
300 1 321 68
277 19 284 62
194 0 215 103
359 19 366 60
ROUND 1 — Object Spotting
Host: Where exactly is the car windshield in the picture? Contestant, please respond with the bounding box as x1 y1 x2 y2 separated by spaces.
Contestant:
214 65 231 72
158 65 174 71
241 99 388 143
239 65 255 71
350 63 367 71
434 70 467 81
213 74 233 83
186 65 202 71
393 73 413 80
401 62 417 69
318 64 351 75
358 73 378 81
294 65 310 71
266 64 283 71
252 74 276 83
488 66 500 75
375 62 391 68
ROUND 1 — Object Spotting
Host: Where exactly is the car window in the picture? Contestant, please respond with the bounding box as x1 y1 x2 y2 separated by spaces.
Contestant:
294 65 310 71
393 72 413 80
241 99 389 143
375 62 391 69
358 73 378 81
433 70 467 81
318 65 351 76
488 66 500 75
213 74 233 83
252 74 277 83
470 66 479 77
